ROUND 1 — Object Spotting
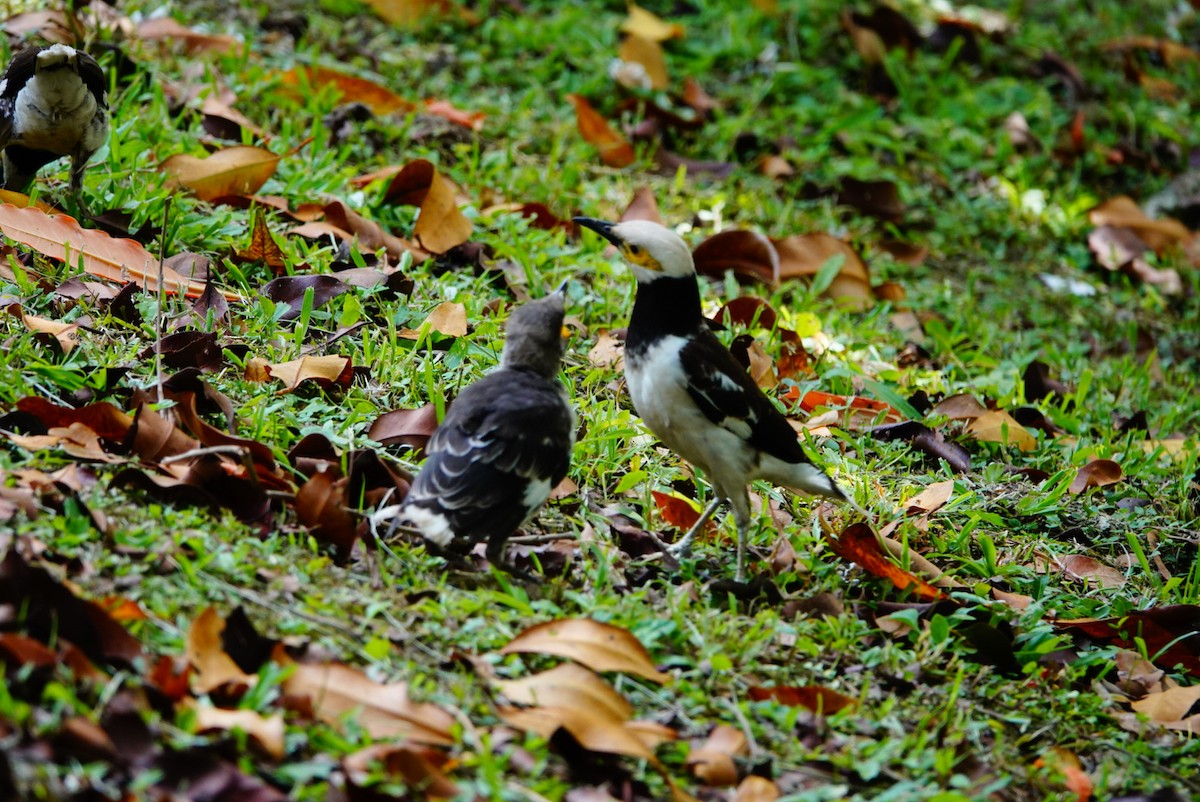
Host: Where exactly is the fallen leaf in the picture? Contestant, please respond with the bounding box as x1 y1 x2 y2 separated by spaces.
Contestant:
135 17 239 53
7 303 80 352
620 2 684 41
280 651 456 745
621 186 663 224
1130 685 1200 732
1048 554 1125 589
424 98 485 131
828 523 946 601
399 301 468 339
685 725 746 786
0 205 228 299
1068 459 1122 494
277 65 415 115
495 663 632 722
773 233 873 307
651 490 708 534
904 480 954 515
187 702 285 759
1089 196 1193 252
369 403 440 454
499 619 670 683
1034 747 1093 802
588 330 625 368
966 410 1037 451
265 355 354 392
1055 606 1200 677
692 230 779 284
161 146 281 202
296 467 358 558
343 743 459 799
568 95 635 169
382 160 474 254
619 34 668 90
236 209 287 270
931 393 989 420
261 275 350 321
362 0 457 27
734 776 781 802
185 607 257 695
746 685 857 713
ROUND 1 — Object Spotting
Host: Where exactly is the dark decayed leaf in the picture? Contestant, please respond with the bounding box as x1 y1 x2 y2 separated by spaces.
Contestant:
1055 606 1200 678
1024 360 1069 401
0 549 142 667
746 685 856 714
262 274 350 321
836 177 904 221
369 403 441 455
296 467 360 558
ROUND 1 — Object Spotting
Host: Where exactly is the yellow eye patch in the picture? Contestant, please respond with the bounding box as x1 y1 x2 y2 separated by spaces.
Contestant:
623 244 659 270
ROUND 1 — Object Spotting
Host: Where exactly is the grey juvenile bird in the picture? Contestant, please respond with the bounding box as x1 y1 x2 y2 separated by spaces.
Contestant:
576 217 854 581
372 292 576 575
0 44 109 202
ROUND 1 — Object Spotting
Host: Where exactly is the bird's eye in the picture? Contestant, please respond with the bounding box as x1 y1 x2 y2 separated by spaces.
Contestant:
627 244 642 256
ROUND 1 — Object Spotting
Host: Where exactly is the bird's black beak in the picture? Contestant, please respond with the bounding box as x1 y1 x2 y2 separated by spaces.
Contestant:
574 217 623 248
552 278 569 296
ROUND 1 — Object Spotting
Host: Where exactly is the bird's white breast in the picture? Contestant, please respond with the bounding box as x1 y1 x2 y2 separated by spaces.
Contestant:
625 335 756 488
14 70 101 152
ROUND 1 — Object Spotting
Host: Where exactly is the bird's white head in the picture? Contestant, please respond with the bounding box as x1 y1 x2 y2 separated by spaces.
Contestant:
35 45 80 74
575 218 694 283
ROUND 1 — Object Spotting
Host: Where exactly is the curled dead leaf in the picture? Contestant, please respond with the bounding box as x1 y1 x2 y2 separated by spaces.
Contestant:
161 146 281 202
499 618 670 683
1068 459 1122 494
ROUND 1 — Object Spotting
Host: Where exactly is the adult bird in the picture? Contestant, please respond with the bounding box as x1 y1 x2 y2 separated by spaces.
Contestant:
0 44 109 205
576 217 855 581
372 291 575 575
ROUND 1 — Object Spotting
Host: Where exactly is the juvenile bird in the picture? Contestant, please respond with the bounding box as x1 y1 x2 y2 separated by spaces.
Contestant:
0 44 109 203
372 291 575 575
576 217 854 581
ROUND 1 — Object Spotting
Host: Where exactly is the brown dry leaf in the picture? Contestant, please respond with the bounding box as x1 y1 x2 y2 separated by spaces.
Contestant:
368 403 440 454
201 94 265 139
382 160 473 254
236 209 287 270
904 480 953 515
343 743 459 799
734 776 781 802
620 34 669 90
135 17 239 53
280 652 456 745
295 468 358 558
7 303 79 352
0 205 227 299
1055 606 1200 677
773 233 873 308
620 2 684 41
588 330 625 368
363 0 457 26
621 187 663 224
759 154 794 179
495 663 632 721
746 684 857 713
1130 685 1200 732
7 423 122 464
265 355 354 392
276 66 415 115
187 701 285 759
692 230 779 284
320 199 419 260
161 146 281 203
1048 554 1125 589
1088 196 1192 253
400 301 468 339
499 618 670 683
568 95 635 169
686 725 746 787
931 393 989 420
186 607 257 695
966 410 1037 451
1068 459 1122 494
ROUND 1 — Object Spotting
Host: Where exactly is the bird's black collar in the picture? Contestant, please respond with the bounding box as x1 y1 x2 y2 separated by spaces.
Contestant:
627 274 706 352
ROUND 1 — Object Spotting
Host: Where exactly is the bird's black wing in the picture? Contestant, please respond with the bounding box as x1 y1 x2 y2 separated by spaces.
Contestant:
679 328 811 465
76 52 108 109
405 369 574 541
0 47 37 151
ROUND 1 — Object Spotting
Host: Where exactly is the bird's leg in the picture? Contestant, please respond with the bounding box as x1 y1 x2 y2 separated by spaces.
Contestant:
666 496 723 559
68 153 91 218
729 491 753 583
487 534 536 581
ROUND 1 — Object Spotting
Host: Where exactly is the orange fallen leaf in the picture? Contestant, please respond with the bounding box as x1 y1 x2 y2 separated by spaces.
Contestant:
362 0 457 27
161 146 281 202
496 663 632 721
568 95 635 169
828 523 946 601
424 98 485 131
0 205 228 299
651 490 710 534
135 17 239 53
236 208 287 270
734 776 781 802
343 743 459 799
1034 747 1093 802
499 618 670 683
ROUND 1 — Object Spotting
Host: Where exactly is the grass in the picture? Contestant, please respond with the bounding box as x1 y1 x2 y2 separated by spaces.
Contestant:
1 0 1199 799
